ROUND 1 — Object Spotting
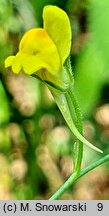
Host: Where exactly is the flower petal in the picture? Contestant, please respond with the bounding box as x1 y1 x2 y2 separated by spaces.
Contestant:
43 6 72 64
5 28 60 76
19 28 60 75
22 55 53 75
11 53 22 74
5 56 15 68
5 55 22 74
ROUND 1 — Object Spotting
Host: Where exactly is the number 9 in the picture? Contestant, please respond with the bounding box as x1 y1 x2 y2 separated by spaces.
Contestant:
97 203 103 211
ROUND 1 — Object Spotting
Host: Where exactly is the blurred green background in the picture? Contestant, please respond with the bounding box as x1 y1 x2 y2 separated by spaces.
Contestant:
0 0 109 200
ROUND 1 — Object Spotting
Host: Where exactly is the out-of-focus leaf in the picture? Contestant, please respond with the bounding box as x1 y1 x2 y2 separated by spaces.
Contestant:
0 127 11 152
0 81 10 126
89 0 109 73
67 0 90 13
74 42 104 117
30 0 68 26
0 0 12 24
9 0 37 31
74 0 109 117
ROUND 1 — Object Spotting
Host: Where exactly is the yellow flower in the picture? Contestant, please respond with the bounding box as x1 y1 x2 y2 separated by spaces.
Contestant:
5 5 72 90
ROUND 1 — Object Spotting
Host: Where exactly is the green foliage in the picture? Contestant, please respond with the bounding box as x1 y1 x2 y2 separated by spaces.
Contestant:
74 42 104 116
0 81 10 126
30 0 67 25
89 0 109 73
73 0 109 116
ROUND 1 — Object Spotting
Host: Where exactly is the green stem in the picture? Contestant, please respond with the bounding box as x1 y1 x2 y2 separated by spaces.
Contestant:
65 87 83 174
49 154 109 200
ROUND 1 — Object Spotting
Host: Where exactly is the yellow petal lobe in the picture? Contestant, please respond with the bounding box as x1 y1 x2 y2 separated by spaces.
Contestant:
5 56 15 68
43 6 72 64
11 53 23 74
